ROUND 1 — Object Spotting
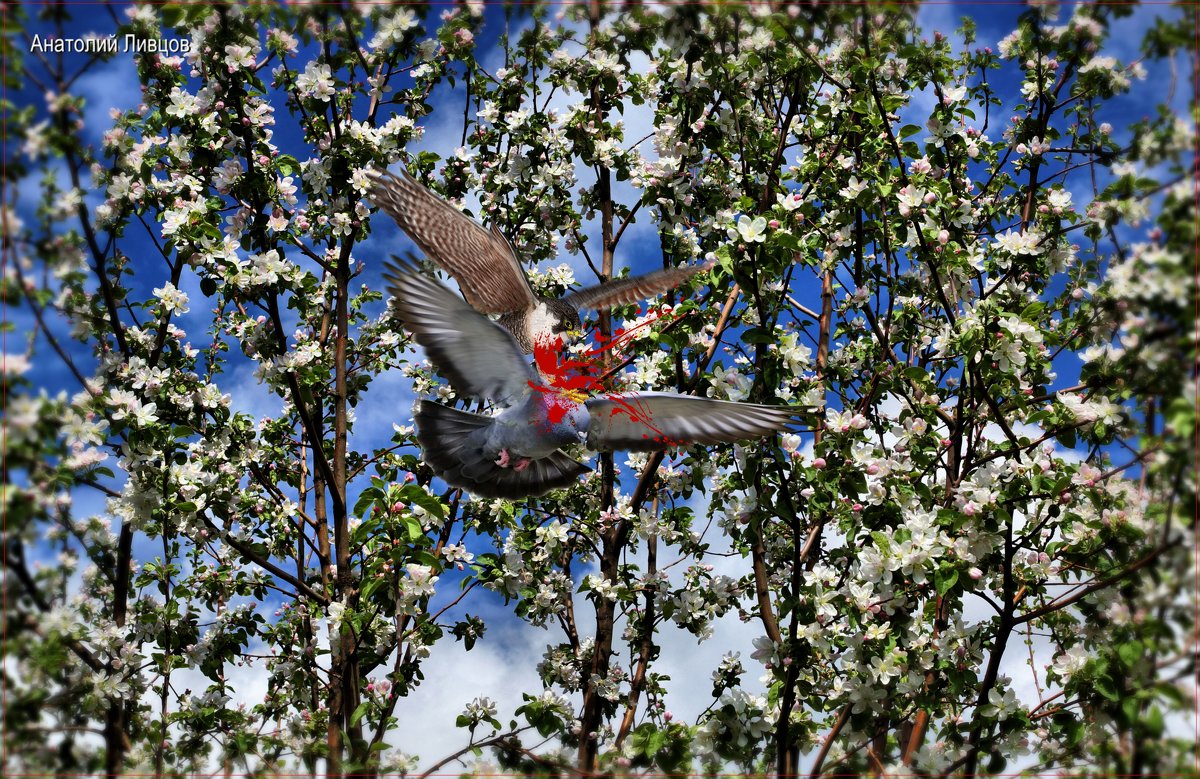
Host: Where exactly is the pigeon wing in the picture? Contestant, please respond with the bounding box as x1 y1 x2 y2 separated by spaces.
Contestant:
585 393 802 452
384 259 536 406
368 168 537 314
562 263 711 312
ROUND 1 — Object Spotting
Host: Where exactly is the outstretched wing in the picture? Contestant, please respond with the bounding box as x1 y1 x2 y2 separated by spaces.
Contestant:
384 259 536 407
585 393 803 452
562 262 712 312
368 168 537 314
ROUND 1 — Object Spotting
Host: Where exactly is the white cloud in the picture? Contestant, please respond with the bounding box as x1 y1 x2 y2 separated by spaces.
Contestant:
388 623 550 768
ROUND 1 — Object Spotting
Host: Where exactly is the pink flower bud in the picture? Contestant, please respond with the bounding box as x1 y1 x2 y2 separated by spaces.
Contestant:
969 567 983 580
812 457 826 469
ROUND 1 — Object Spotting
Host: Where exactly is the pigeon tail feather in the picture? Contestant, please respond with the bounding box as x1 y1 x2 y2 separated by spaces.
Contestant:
414 401 587 499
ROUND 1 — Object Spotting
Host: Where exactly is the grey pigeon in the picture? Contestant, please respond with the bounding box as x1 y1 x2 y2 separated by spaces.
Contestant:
368 168 710 353
384 260 803 499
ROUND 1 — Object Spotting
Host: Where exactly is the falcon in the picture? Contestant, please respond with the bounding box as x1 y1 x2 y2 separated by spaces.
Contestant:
368 167 710 353
384 260 803 499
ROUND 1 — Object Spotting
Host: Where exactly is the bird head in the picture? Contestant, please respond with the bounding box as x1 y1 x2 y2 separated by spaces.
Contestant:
532 297 582 348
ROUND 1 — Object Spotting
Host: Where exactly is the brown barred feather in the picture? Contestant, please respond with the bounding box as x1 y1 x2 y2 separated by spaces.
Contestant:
367 168 536 314
563 262 712 312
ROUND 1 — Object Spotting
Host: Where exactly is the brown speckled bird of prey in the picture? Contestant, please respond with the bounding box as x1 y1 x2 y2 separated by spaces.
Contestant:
367 167 711 353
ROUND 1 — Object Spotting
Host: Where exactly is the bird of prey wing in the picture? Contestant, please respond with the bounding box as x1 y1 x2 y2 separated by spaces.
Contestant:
562 263 712 312
368 168 537 315
585 393 800 452
383 259 535 406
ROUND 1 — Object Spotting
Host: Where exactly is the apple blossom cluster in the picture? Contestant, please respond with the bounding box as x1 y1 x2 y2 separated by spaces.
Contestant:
4 1 1193 776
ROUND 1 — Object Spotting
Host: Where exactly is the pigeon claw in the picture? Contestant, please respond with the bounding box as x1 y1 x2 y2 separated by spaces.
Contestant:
494 449 531 472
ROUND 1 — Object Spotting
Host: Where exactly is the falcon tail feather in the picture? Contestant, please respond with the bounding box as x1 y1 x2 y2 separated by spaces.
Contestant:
414 401 587 500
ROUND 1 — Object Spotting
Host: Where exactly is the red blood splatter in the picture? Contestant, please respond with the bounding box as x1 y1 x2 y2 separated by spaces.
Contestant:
600 391 687 448
524 306 690 445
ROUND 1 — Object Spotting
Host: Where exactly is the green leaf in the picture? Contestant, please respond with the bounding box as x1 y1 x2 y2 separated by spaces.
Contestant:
360 577 384 601
353 486 382 518
936 568 959 596
276 154 300 176
1144 705 1164 737
1121 696 1139 725
1117 640 1143 668
742 327 777 344
161 6 184 28
400 485 445 520
774 231 802 251
1094 674 1119 701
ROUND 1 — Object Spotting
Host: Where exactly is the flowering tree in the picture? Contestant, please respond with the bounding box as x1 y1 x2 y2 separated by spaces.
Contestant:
4 2 1195 777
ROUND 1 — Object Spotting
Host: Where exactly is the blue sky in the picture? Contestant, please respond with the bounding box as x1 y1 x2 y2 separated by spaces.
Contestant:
12 1 1187 428
8 0 1192 767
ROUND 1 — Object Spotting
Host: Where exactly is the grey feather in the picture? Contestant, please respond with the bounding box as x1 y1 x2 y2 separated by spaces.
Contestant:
383 257 534 407
415 400 587 499
585 393 804 452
